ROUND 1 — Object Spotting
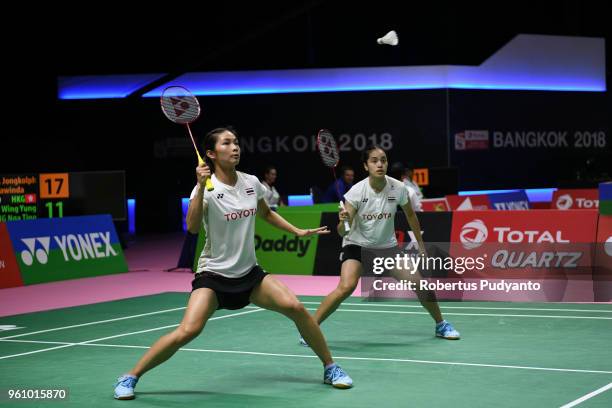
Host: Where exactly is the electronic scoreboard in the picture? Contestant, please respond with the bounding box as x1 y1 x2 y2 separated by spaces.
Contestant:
0 171 126 222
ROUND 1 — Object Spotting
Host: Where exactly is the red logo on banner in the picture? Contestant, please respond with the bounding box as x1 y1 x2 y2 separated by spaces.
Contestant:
454 130 489 150
421 198 450 212
0 223 24 289
25 194 36 204
552 189 599 210
446 195 491 210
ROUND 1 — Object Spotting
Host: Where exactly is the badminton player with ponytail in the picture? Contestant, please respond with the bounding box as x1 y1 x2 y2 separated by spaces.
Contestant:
299 144 460 347
114 127 353 400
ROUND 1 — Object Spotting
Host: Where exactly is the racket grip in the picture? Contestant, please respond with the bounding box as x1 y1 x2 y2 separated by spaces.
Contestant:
205 177 214 192
343 219 351 232
196 156 214 192
339 201 350 233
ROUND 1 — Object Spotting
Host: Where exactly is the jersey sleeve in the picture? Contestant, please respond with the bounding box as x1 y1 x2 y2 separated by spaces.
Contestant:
343 184 360 210
189 184 208 212
407 187 422 211
253 176 268 200
398 183 409 207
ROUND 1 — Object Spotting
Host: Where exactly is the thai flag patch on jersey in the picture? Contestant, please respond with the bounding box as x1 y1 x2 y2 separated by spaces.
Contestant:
388 196 396 202
245 187 255 195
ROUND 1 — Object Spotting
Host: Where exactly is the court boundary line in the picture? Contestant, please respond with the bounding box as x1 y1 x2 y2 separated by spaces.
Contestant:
304 302 612 313
2 298 610 342
0 305 260 341
1 338 610 375
0 306 188 340
559 382 612 407
3 303 609 344
308 308 612 320
0 308 263 360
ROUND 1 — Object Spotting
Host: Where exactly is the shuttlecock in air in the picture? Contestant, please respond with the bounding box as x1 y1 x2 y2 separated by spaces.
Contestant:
377 30 398 46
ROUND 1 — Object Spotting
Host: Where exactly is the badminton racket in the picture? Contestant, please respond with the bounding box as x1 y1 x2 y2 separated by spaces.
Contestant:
317 129 350 232
160 86 214 191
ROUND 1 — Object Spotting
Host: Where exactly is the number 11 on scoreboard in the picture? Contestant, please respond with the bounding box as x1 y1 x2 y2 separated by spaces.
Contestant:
45 201 64 218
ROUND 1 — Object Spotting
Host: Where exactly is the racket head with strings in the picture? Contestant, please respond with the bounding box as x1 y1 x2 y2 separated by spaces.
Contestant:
316 128 340 169
160 86 214 191
316 129 350 232
160 86 201 125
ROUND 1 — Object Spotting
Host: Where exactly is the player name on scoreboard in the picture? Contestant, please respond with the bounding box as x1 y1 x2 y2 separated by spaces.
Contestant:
0 174 69 222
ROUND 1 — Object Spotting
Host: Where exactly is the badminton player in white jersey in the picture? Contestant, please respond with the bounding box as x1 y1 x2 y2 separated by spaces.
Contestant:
300 145 460 347
114 127 352 400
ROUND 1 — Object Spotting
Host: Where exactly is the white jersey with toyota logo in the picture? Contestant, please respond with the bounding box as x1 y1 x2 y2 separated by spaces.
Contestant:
343 176 409 249
190 172 266 278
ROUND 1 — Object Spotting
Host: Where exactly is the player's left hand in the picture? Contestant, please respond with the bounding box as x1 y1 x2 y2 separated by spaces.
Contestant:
297 226 330 237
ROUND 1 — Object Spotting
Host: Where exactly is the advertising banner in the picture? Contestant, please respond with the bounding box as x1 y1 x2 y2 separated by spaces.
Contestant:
0 223 23 289
421 198 450 212
448 210 598 301
254 212 321 275
446 195 491 210
449 90 610 190
552 189 599 210
6 215 128 285
488 191 530 210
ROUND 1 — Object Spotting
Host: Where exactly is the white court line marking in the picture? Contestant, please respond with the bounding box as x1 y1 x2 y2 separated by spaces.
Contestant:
0 308 263 360
0 305 260 341
559 382 612 407
301 301 612 313
1 338 610 375
0 325 24 331
2 301 608 342
1 303 608 348
0 306 188 340
0 339 72 346
312 308 612 320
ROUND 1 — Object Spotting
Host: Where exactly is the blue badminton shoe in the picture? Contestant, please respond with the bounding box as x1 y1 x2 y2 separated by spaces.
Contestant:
435 320 461 340
324 363 353 389
114 374 138 400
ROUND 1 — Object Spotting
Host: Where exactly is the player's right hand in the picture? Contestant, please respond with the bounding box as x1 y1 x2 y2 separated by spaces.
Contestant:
338 206 349 221
196 164 211 186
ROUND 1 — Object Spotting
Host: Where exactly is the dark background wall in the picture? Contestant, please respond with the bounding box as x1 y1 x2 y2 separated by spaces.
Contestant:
2 1 610 232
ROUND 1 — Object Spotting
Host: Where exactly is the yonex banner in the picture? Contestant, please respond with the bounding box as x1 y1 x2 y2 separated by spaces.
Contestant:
487 191 530 210
552 189 599 210
0 223 23 289
6 215 128 285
